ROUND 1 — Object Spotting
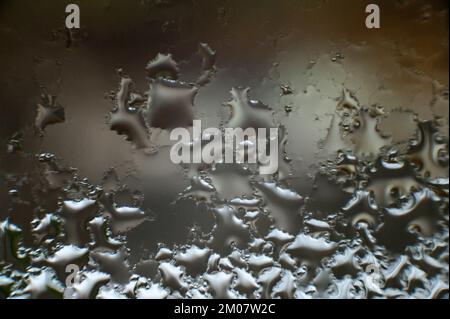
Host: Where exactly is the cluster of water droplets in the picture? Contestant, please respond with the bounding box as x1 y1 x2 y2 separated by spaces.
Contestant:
0 39 448 299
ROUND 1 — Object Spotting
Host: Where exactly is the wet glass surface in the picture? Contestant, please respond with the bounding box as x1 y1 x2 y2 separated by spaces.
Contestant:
0 0 448 299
